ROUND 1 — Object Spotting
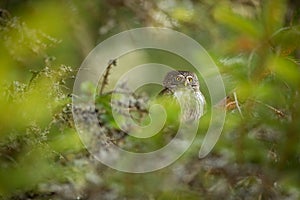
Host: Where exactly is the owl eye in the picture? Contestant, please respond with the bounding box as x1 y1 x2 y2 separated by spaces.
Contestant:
176 76 182 81
187 76 193 82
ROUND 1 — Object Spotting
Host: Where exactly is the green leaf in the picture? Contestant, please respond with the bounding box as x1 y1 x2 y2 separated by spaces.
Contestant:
268 56 300 87
213 3 262 38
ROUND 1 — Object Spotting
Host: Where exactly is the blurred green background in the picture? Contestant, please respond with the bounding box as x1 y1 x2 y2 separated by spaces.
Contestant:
0 0 300 199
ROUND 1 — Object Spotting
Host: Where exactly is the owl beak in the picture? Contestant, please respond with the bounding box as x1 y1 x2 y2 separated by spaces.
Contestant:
184 79 189 86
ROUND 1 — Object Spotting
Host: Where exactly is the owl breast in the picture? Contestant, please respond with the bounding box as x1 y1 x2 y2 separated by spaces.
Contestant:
174 88 205 121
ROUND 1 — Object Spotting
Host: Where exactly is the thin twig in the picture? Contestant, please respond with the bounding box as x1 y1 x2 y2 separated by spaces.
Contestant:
233 92 244 118
251 99 286 118
99 59 117 95
247 48 256 79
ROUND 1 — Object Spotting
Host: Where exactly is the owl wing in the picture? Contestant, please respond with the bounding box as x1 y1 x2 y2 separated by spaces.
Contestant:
158 88 174 96
195 91 206 117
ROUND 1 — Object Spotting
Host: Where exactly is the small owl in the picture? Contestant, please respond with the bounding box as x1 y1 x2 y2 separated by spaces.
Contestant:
160 70 205 121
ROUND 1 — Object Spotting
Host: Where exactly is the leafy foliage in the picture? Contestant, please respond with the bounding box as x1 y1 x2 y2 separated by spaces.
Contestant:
0 0 299 199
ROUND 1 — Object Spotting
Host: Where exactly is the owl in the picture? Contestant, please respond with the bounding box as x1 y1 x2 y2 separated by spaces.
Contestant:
160 70 206 121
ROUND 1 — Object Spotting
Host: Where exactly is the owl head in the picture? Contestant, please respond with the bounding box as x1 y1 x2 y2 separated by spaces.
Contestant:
162 70 200 92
